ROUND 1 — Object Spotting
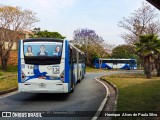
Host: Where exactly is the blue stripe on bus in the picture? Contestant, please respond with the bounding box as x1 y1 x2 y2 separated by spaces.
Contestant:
18 40 21 83
65 40 70 91
104 63 112 69
24 65 61 81
120 64 130 70
95 63 112 69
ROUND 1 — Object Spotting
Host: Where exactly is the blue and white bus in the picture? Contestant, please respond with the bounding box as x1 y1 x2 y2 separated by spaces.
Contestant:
18 38 86 93
95 58 137 70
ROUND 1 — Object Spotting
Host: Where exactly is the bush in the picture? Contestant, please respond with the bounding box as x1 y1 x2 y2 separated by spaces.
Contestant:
6 65 18 72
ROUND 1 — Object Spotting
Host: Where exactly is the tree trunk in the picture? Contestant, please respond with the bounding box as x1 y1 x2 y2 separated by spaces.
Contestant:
143 58 153 79
1 57 8 71
145 71 151 79
157 68 160 77
155 55 160 77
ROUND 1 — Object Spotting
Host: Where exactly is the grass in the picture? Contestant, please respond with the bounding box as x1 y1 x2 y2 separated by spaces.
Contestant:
0 65 17 76
0 66 18 91
6 65 18 72
102 73 160 120
86 66 108 72
0 76 18 91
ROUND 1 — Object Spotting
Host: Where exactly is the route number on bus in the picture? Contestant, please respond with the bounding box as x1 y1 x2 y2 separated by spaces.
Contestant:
53 67 60 74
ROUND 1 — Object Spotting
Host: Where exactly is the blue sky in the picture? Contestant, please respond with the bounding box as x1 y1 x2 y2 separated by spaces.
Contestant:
1 0 159 45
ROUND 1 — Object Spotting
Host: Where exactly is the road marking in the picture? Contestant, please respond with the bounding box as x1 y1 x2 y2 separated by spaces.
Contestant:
0 91 19 99
92 77 110 120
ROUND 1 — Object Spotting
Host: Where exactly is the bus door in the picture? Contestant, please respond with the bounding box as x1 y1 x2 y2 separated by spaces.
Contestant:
113 60 117 69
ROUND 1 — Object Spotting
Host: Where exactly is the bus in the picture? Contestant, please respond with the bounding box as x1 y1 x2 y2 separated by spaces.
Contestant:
94 58 137 70
18 38 86 93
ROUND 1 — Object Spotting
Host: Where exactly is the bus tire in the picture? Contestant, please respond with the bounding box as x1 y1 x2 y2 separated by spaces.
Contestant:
77 78 81 83
70 84 74 93
77 72 82 83
77 79 81 83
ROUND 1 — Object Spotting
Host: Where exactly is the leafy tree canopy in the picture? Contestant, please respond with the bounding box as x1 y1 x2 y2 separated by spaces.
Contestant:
111 44 137 59
135 34 160 78
73 28 110 66
29 28 65 39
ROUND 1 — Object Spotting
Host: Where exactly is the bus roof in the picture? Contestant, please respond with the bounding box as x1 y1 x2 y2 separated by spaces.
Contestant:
22 38 64 42
96 58 136 60
69 42 85 54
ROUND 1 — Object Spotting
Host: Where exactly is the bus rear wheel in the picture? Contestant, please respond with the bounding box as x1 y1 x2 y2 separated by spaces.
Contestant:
77 78 81 83
77 72 82 83
70 83 75 93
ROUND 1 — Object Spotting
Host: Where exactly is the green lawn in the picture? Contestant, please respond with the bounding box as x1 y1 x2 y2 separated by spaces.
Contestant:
0 76 18 91
102 73 160 120
0 65 17 76
86 66 108 72
6 65 18 72
0 66 18 91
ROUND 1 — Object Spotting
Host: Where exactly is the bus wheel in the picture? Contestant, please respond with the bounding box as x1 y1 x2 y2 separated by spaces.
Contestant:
77 78 81 83
77 72 82 83
70 84 75 93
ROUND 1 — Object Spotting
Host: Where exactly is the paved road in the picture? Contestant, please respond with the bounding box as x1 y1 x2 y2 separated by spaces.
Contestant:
0 70 142 120
0 72 110 120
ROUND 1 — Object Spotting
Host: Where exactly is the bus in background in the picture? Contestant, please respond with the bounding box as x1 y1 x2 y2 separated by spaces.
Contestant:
18 38 86 93
94 58 137 70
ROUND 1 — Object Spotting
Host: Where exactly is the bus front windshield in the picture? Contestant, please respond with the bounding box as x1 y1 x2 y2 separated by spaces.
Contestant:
24 41 62 57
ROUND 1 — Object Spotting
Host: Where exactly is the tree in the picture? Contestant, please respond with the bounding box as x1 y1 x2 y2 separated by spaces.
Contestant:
0 5 38 70
111 44 137 59
29 28 65 39
81 43 109 66
155 54 160 76
135 34 160 78
73 28 109 66
118 2 160 45
73 28 104 46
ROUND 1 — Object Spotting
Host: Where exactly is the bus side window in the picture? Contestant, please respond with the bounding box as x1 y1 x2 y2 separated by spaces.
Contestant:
79 53 80 63
79 53 82 63
69 47 72 64
72 48 76 63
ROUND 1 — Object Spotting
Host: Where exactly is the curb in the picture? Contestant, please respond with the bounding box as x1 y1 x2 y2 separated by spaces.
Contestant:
92 77 110 120
0 87 18 95
100 77 119 112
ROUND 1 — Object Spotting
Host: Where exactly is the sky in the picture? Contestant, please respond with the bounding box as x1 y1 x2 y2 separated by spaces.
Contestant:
1 0 159 46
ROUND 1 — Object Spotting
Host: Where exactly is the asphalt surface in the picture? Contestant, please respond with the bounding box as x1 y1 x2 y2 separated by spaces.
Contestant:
0 72 110 120
0 70 142 120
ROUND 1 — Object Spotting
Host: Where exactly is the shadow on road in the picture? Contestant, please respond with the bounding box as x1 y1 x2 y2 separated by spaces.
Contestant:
8 93 71 102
